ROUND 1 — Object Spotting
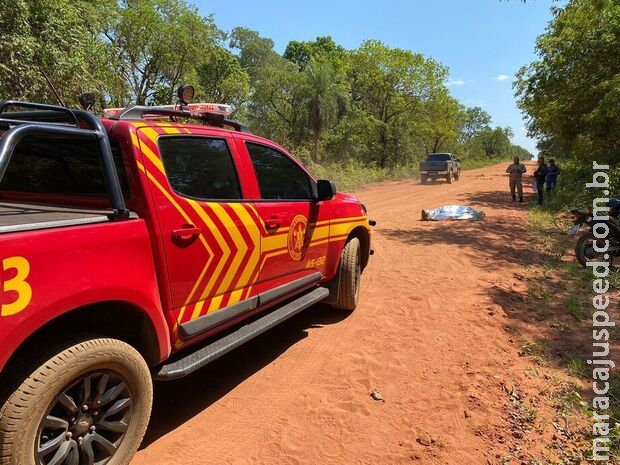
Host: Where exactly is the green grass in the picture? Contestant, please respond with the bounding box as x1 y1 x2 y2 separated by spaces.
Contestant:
526 170 620 460
527 282 551 304
520 338 552 366
564 296 587 320
565 356 589 378
459 157 505 170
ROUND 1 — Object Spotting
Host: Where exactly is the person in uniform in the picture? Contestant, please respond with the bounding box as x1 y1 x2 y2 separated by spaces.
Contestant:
505 157 527 203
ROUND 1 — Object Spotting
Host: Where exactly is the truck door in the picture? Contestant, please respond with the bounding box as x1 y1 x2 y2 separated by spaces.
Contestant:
235 138 331 298
137 127 261 341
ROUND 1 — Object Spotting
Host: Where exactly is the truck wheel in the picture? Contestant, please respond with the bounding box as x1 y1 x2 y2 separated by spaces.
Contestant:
333 238 362 311
421 175 428 184
454 170 460 181
446 172 453 184
0 338 152 465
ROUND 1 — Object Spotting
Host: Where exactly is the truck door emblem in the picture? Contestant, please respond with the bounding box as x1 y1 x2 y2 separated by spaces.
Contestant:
1 256 32 316
287 215 308 261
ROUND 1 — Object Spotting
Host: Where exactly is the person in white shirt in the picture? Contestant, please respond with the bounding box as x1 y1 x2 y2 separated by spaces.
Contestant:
505 157 527 203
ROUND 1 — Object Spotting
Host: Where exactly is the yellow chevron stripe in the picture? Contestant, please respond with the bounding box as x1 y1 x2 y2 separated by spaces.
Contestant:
227 288 244 307
209 203 247 295
186 200 231 302
229 204 261 288
136 162 214 324
137 137 165 173
158 125 181 135
190 300 205 321
207 295 224 314
136 128 369 324
136 129 251 319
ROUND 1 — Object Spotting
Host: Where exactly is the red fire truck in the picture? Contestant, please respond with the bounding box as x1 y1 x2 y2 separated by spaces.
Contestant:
0 96 372 465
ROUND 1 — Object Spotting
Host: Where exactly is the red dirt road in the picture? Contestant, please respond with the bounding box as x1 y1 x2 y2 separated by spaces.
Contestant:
132 164 572 465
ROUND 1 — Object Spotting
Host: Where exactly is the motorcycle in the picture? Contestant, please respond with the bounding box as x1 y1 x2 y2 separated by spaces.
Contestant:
570 199 620 267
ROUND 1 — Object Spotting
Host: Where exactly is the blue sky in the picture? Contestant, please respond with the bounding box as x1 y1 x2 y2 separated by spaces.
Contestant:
195 0 558 155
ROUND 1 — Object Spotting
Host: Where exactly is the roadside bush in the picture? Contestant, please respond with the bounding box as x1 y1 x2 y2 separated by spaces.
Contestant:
306 159 418 192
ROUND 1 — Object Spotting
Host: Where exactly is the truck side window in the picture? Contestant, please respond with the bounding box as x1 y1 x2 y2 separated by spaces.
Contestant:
246 142 312 200
0 137 129 198
158 136 242 200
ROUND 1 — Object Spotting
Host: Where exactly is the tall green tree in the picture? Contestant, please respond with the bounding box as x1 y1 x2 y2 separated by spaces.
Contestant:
302 58 346 161
196 46 250 113
515 0 620 163
229 27 281 78
418 92 465 155
284 36 345 70
348 40 448 167
460 106 491 143
474 126 514 158
102 0 221 105
0 0 118 105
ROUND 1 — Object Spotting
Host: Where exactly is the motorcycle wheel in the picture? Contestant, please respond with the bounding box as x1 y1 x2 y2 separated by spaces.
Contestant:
575 232 613 268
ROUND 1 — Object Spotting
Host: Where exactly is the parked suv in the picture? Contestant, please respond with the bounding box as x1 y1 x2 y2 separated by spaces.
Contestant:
0 100 372 465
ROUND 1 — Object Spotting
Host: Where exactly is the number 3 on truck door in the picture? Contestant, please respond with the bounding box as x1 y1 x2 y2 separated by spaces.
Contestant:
1 256 32 316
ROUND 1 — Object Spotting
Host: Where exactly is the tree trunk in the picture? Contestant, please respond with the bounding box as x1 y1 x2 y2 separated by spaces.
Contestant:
379 126 388 168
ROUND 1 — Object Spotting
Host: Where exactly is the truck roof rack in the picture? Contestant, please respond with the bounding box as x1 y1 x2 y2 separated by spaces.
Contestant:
0 100 128 218
109 105 252 134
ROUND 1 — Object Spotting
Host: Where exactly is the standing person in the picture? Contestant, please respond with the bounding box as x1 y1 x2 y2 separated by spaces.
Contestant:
546 159 560 192
533 157 549 204
505 156 527 203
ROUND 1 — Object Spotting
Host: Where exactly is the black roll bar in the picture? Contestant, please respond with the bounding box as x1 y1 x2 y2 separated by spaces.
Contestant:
74 109 128 218
0 102 129 219
0 101 79 127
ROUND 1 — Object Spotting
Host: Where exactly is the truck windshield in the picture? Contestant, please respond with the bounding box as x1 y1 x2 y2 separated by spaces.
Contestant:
427 154 452 161
0 136 129 204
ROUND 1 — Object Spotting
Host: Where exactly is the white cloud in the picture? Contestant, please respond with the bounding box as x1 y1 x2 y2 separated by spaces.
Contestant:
495 74 511 82
447 78 474 87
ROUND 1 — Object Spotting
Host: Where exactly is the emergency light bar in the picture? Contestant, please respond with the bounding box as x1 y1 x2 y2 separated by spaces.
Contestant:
103 103 233 119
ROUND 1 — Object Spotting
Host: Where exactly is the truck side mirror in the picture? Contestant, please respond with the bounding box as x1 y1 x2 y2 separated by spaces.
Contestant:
316 180 337 201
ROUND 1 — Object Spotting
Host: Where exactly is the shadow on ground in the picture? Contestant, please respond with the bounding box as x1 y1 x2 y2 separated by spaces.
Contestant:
140 304 351 448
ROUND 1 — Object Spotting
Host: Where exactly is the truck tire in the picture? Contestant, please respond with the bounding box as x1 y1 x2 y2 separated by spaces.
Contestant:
446 171 453 184
454 170 460 181
0 338 152 465
333 238 361 311
421 175 428 184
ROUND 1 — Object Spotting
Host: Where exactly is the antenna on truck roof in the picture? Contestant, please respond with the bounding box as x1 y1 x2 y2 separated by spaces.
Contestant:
39 69 68 109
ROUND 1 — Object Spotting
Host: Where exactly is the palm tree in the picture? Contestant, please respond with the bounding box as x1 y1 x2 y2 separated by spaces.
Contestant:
304 59 343 162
